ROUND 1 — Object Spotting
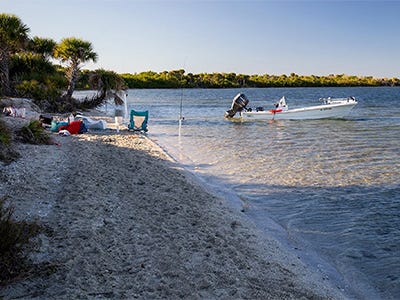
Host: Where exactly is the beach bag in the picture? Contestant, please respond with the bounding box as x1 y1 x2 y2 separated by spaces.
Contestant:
59 120 83 134
79 121 88 134
51 121 68 132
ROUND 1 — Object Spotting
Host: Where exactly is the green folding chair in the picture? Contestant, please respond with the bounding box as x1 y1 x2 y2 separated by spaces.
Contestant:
128 109 148 132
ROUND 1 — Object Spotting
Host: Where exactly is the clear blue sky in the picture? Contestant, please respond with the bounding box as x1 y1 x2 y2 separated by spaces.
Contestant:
2 0 399 78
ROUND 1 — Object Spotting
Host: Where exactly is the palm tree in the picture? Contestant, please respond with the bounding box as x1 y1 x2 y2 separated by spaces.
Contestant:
12 37 57 82
28 36 56 59
76 69 126 110
53 37 98 101
89 69 126 103
0 14 29 96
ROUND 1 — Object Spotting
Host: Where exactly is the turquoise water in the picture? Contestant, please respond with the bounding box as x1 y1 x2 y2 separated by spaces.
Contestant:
119 87 398 299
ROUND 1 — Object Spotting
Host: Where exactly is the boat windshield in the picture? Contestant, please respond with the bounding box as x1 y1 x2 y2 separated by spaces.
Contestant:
275 96 288 110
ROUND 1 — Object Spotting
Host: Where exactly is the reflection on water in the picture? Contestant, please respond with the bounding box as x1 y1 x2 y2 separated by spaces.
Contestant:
122 87 399 299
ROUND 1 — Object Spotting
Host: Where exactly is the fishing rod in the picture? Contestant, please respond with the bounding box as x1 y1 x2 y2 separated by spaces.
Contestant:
179 85 184 122
178 59 187 136
178 87 183 136
179 60 186 122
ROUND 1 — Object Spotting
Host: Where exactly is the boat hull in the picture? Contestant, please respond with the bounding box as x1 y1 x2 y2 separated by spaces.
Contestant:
240 101 357 120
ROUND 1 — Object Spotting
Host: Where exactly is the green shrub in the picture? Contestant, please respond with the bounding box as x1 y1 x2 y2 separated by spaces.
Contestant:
0 196 41 285
15 79 61 103
0 119 20 163
17 120 52 145
0 118 11 145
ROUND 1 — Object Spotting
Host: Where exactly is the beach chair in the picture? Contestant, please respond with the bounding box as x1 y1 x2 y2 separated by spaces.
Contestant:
128 109 149 132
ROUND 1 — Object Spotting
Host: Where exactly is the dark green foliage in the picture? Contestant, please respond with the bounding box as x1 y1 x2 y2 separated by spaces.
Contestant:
121 71 400 89
0 118 20 163
0 196 41 285
0 14 30 96
0 117 11 145
121 70 185 89
27 36 56 58
10 52 65 105
17 120 52 145
11 52 57 77
16 79 62 106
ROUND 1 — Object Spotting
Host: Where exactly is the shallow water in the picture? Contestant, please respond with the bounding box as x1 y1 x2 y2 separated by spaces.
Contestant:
102 87 399 299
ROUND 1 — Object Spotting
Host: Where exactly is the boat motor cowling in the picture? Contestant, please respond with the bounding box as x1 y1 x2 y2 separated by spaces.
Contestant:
225 93 249 118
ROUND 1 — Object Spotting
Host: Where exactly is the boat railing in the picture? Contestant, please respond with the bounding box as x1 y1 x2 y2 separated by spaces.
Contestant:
319 97 357 104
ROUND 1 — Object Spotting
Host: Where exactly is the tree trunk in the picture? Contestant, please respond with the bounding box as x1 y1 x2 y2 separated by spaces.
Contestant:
0 51 11 96
65 62 79 101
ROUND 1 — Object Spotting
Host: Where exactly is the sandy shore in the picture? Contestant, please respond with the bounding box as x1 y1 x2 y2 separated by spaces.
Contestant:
0 103 346 299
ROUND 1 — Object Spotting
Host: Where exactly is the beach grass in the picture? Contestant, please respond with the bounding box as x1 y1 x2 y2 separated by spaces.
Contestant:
0 196 42 286
17 120 52 145
0 118 20 163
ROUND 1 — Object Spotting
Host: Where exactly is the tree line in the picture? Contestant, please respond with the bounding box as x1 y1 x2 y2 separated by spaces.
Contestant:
1 14 399 113
117 71 399 89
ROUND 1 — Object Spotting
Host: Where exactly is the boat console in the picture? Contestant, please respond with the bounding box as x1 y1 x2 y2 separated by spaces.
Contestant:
320 96 357 105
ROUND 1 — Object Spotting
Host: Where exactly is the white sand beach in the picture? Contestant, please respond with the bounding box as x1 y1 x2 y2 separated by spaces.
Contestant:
0 101 346 299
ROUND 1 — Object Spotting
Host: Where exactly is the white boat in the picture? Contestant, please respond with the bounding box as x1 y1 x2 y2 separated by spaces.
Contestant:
225 93 358 120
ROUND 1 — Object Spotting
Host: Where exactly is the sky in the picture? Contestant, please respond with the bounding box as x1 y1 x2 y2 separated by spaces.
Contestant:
2 0 400 78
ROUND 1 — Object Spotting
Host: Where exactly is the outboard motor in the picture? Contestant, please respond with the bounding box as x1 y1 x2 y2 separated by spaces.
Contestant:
225 93 249 118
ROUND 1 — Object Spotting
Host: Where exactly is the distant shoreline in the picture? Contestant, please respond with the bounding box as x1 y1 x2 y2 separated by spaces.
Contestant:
77 70 400 90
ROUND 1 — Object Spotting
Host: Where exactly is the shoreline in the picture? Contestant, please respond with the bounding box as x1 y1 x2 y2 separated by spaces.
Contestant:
0 105 347 299
145 133 360 299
